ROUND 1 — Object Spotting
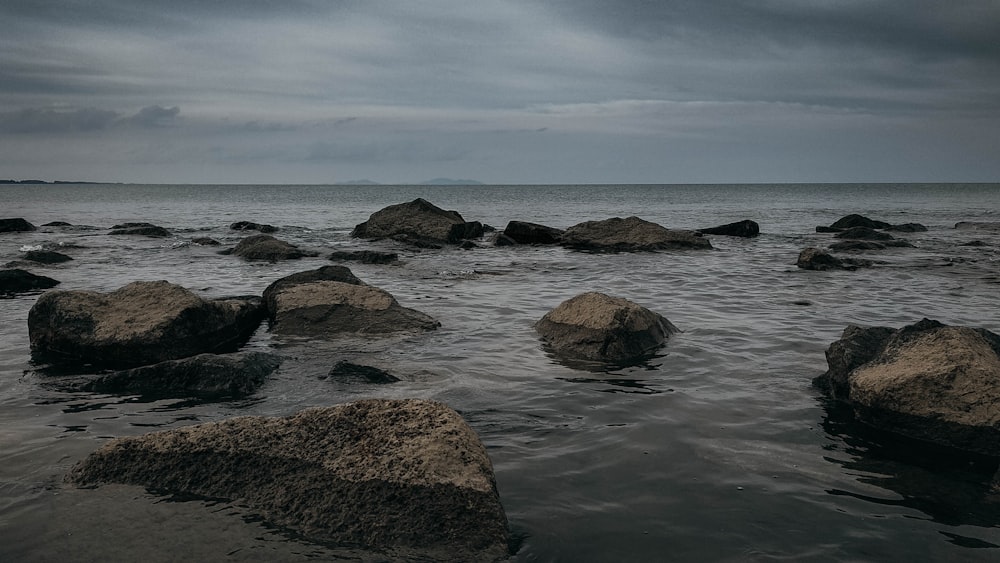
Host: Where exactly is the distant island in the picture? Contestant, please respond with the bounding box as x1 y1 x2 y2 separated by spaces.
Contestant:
418 178 483 186
1 179 103 184
335 179 381 185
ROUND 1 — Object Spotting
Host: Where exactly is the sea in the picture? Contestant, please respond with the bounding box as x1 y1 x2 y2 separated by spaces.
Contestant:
1 183 999 562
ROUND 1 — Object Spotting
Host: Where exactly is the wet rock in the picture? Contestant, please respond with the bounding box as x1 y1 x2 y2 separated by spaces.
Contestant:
326 360 399 383
82 352 281 399
834 226 895 241
956 222 1000 232
501 220 564 245
697 219 760 238
494 233 518 247
536 292 678 365
960 240 990 247
796 247 871 271
560 216 712 252
886 222 928 233
109 222 172 237
0 269 60 295
223 234 318 261
191 237 221 246
459 241 478 250
262 265 363 316
351 198 483 245
28 281 264 368
815 319 1000 457
828 240 886 252
327 250 399 264
230 220 278 234
41 221 73 227
23 250 73 264
0 218 37 233
825 214 893 231
67 398 510 562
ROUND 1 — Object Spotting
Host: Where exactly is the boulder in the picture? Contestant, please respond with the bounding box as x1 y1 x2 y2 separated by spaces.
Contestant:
223 234 318 261
23 250 73 264
885 222 928 233
41 221 73 227
0 218 37 233
230 220 278 234
0 269 60 295
109 222 172 237
326 360 399 383
261 265 363 316
494 233 518 247
535 292 678 365
501 220 564 245
697 219 760 238
828 214 893 231
795 247 870 271
351 198 483 244
559 216 712 252
815 319 1000 457
82 352 281 399
328 250 399 264
67 398 510 562
833 226 895 241
28 281 264 368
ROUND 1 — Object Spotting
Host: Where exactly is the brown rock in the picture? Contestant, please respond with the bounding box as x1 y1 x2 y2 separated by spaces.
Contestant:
351 198 483 244
560 216 711 252
224 234 318 261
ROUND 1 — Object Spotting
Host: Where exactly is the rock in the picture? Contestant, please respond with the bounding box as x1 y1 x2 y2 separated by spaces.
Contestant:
41 221 73 227
0 269 60 295
501 221 564 245
82 352 281 399
828 214 893 230
230 220 278 234
351 198 483 245
828 240 886 252
261 265 363 316
67 398 510 561
28 281 264 368
494 233 518 247
697 219 760 238
223 234 318 261
326 360 399 383
796 247 871 271
956 222 1000 232
886 222 928 233
833 226 895 241
459 241 478 250
560 216 712 252
960 240 990 247
269 281 440 336
191 237 221 246
0 218 37 233
535 292 678 365
109 222 172 237
328 250 399 264
23 250 73 264
815 319 1000 456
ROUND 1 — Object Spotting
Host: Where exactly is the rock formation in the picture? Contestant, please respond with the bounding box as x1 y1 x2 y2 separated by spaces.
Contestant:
351 198 484 245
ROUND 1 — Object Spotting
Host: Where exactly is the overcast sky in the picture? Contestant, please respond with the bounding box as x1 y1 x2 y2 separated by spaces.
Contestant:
2 1 998 184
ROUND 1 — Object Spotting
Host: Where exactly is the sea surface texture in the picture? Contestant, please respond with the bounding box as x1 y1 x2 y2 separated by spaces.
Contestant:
1 183 999 561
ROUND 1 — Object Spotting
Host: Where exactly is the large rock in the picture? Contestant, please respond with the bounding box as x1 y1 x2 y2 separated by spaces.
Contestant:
0 218 37 233
500 220 564 245
536 292 678 365
560 216 711 252
109 222 172 237
230 220 277 233
795 247 870 271
697 219 760 238
223 234 318 261
819 214 892 232
81 352 281 399
815 319 1000 456
28 281 264 368
351 198 484 245
834 226 896 241
67 398 510 561
0 269 60 295
261 265 363 316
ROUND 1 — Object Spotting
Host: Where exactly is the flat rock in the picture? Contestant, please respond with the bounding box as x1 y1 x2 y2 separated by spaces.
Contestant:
697 219 760 238
351 198 483 245
956 221 1000 232
23 250 73 264
536 292 678 365
28 281 264 368
328 250 399 264
0 218 37 233
0 269 60 295
834 226 896 241
67 398 511 561
326 360 399 383
560 216 711 252
223 234 318 261
109 222 172 237
230 220 278 233
500 220 564 245
815 319 1000 456
886 222 928 233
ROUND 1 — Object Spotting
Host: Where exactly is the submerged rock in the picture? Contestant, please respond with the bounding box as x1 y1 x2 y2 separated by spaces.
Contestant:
828 240 886 252
28 281 264 368
23 250 73 264
795 247 871 271
191 237 221 246
82 352 281 399
67 398 511 562
560 216 711 252
109 222 172 237
223 234 318 261
0 218 37 233
0 269 60 295
834 226 896 241
327 360 399 383
697 219 760 238
500 220 564 245
41 221 73 227
351 198 483 245
886 222 928 233
815 319 1000 457
230 220 277 233
536 292 678 365
956 221 1000 232
328 250 399 264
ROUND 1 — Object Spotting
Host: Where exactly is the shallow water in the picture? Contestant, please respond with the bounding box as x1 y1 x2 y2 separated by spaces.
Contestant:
2 183 999 561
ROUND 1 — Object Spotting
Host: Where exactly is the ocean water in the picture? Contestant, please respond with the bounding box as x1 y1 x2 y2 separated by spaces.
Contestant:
1 183 999 562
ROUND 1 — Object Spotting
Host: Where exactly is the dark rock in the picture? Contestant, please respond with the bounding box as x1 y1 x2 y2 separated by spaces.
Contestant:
501 221 564 245
459 241 478 250
960 240 990 247
828 240 885 252
560 216 712 252
0 269 60 295
886 222 928 233
535 292 678 365
956 222 1000 232
109 222 171 237
351 198 481 245
67 398 510 562
23 250 73 264
834 226 895 241
191 237 221 246
0 218 37 233
697 219 760 238
494 233 517 247
327 361 399 383
262 265 363 316
328 250 399 264
230 220 278 234
28 281 264 368
83 352 281 399
815 319 1000 457
223 234 318 261
42 221 73 227
815 226 842 233
829 214 893 230
796 247 871 271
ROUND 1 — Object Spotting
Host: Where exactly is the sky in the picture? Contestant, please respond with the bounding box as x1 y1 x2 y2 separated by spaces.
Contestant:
2 0 999 185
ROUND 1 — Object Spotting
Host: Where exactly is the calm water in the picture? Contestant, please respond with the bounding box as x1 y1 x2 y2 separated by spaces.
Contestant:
1 183 999 562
